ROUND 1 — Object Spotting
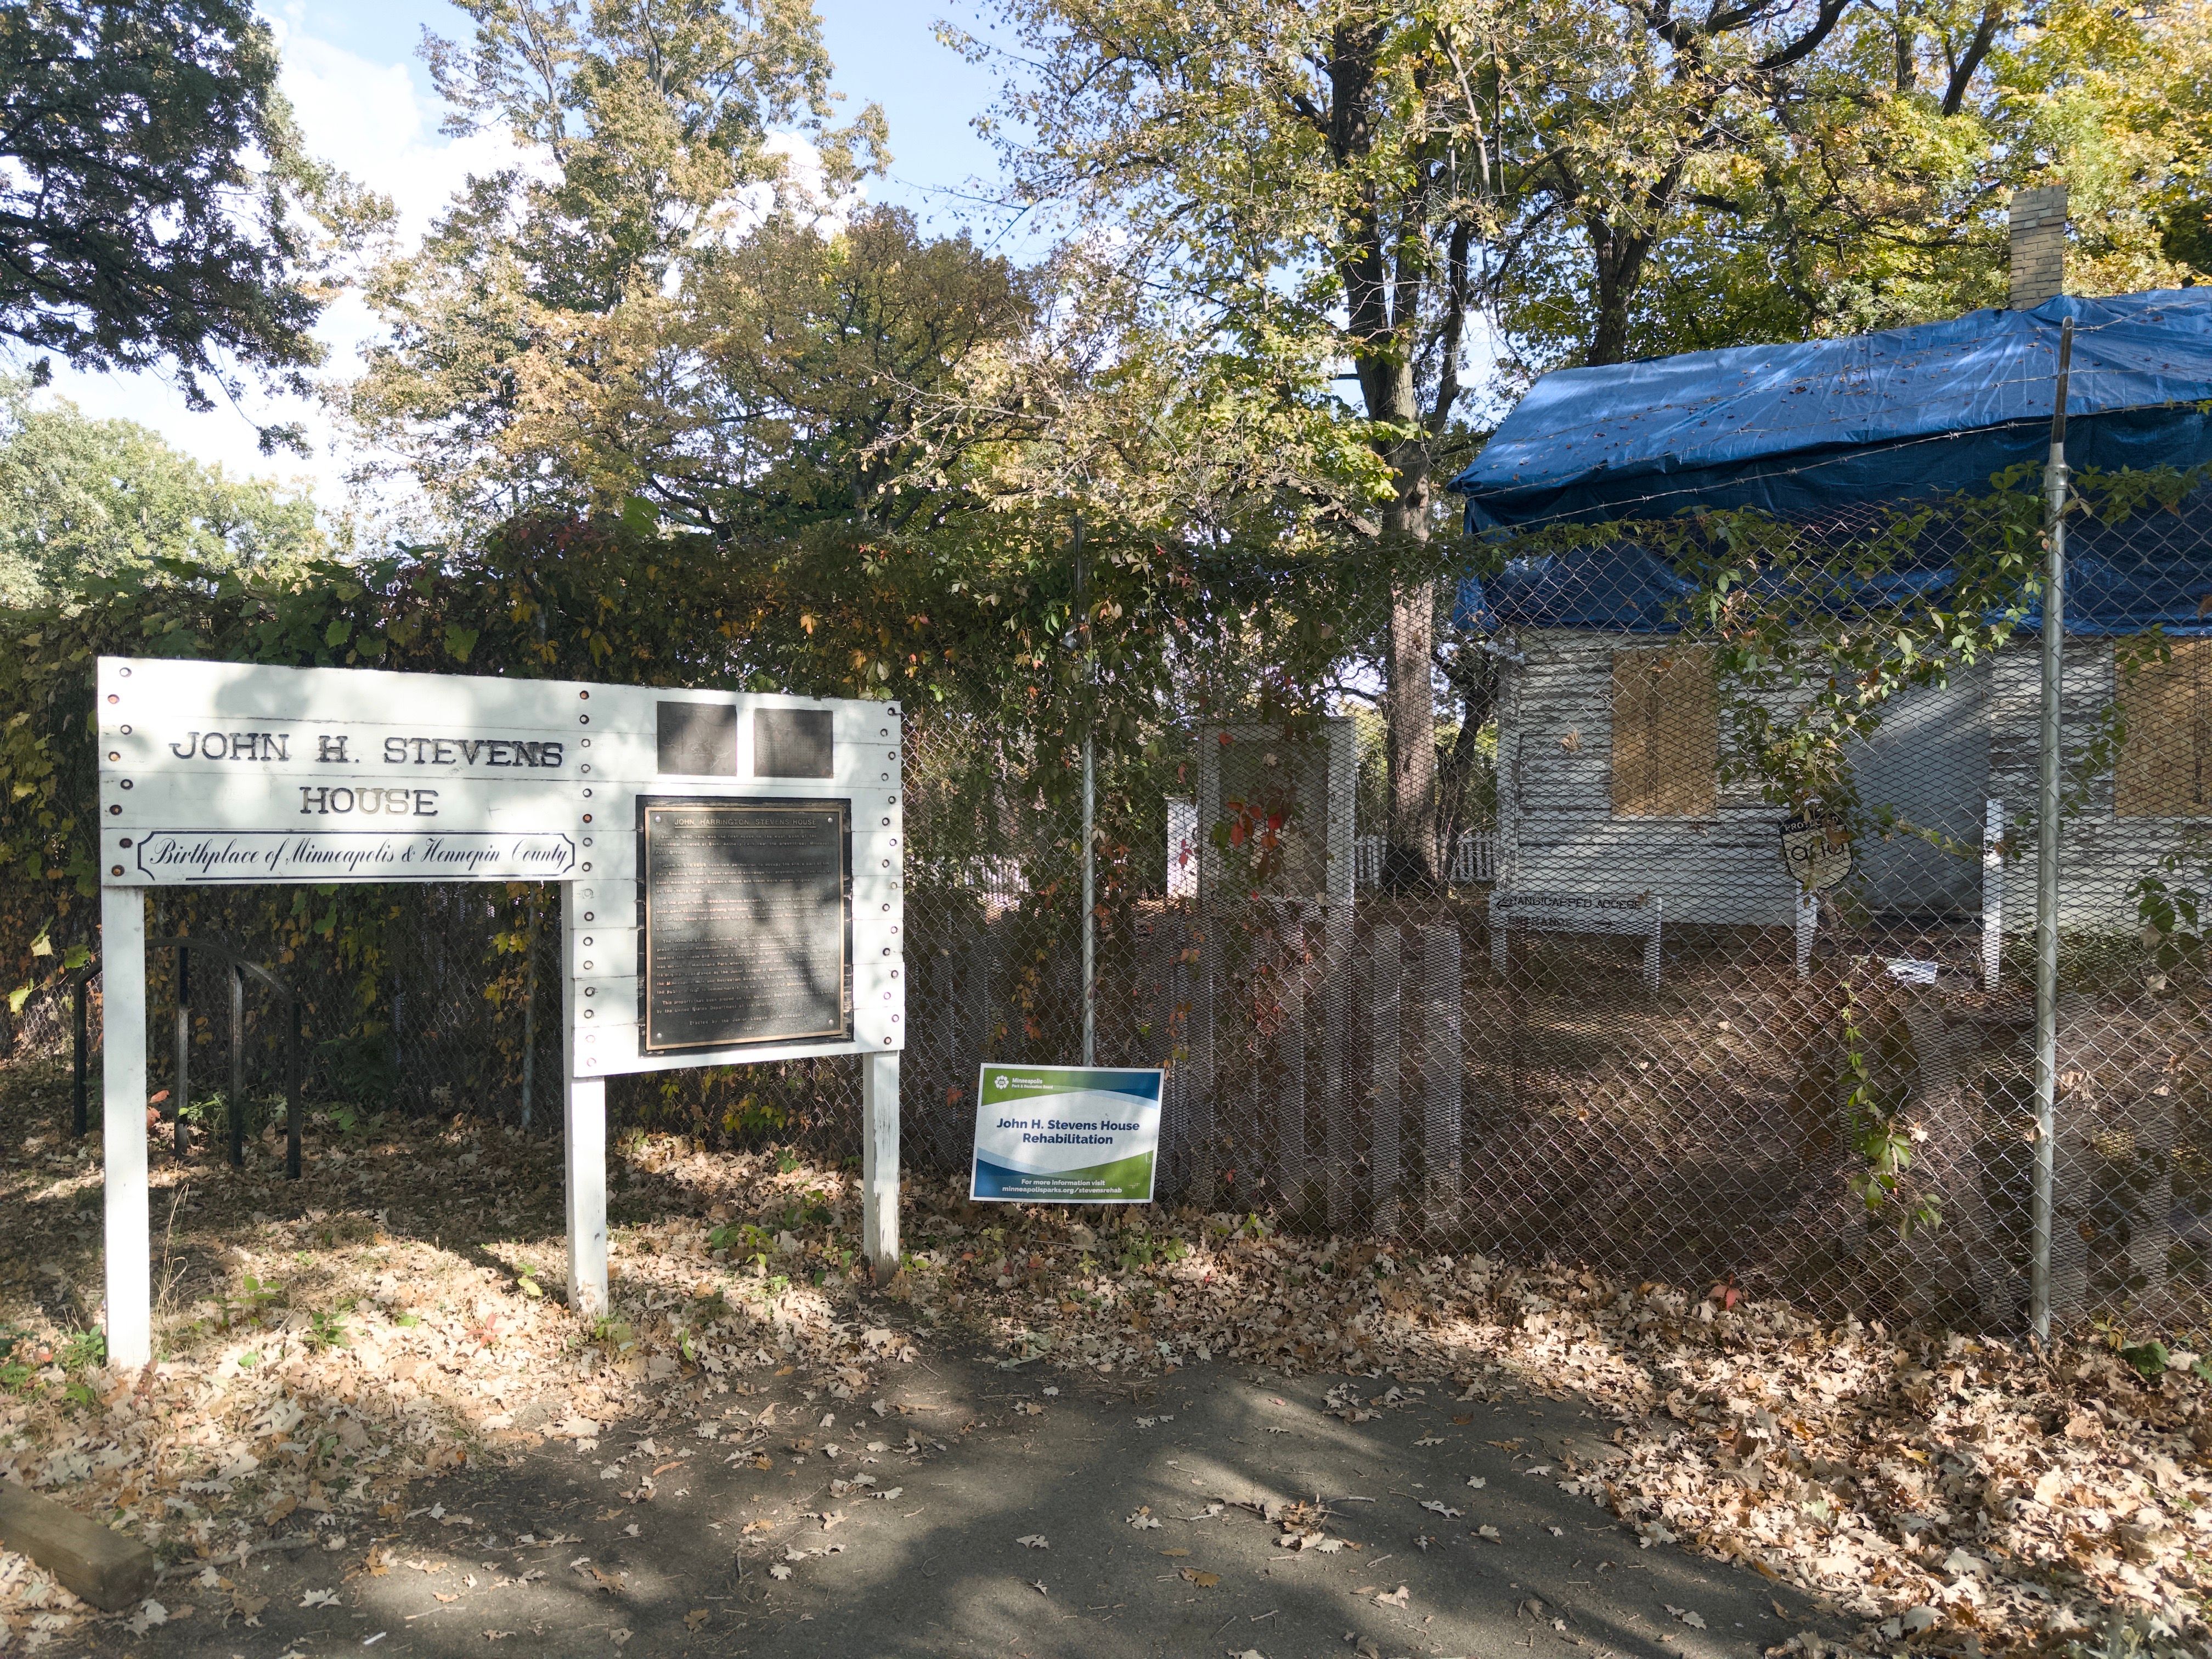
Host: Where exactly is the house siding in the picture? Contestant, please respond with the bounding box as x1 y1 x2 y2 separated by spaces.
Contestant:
1501 630 2207 934
1498 631 1801 926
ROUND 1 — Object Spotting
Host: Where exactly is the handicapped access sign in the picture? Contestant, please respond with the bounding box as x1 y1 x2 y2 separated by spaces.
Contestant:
969 1064 1163 1204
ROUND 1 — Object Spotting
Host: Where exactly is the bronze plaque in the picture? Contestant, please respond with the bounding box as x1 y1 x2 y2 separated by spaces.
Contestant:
640 798 851 1052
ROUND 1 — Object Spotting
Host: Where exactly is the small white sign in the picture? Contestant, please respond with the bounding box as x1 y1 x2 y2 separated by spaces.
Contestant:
970 1064 1163 1204
130 830 576 883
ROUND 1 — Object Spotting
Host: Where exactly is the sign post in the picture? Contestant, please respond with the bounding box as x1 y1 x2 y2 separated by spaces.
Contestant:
95 658 905 1364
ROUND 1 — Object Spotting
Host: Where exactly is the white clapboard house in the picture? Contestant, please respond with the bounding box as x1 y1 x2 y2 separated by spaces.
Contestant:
1446 210 2212 952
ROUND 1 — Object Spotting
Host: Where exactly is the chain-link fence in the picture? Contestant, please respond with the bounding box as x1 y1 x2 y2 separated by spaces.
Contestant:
890 363 2212 1341
8 339 2211 1343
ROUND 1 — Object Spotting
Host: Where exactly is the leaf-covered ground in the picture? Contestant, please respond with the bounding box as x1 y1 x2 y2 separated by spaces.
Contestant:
1 1056 2207 1657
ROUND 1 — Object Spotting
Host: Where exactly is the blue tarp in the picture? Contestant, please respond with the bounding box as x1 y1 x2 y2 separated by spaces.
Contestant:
1446 290 2212 634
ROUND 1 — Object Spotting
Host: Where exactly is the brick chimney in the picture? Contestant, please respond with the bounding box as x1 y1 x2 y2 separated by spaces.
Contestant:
2009 185 2067 309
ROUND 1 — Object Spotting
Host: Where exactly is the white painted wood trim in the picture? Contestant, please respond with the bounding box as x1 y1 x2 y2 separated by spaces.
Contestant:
101 888 150 1369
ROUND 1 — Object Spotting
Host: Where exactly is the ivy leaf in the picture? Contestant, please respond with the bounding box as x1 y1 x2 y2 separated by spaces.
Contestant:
443 624 480 663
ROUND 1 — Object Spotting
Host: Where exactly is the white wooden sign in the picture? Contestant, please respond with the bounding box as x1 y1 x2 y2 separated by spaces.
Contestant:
93 656 906 1368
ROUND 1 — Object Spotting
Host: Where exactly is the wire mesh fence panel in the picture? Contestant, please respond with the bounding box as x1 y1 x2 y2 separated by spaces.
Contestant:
7 336 2211 1343
888 445 2212 1340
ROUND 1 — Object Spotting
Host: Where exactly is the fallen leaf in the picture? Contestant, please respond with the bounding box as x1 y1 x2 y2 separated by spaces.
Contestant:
1181 1567 1221 1588
684 1609 709 1631
1376 1584 1410 1609
1016 1533 1049 1549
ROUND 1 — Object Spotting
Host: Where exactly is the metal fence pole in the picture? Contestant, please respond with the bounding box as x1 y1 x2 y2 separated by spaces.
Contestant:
71 970 88 1138
172 943 190 1156
520 890 540 1130
2030 317 2074 1343
286 992 302 1180
228 961 245 1169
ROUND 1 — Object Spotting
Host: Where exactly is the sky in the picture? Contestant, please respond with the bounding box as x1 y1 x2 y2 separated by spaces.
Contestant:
32 0 1020 515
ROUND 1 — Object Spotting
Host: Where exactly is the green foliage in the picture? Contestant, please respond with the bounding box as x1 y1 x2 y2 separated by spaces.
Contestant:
348 0 890 530
303 1304 351 1351
210 1273 283 1331
2134 828 2212 990
0 0 383 445
2121 1339 2171 1380
0 379 324 605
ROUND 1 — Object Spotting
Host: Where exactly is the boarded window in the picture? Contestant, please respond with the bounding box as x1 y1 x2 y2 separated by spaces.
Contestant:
2117 639 2212 816
1611 647 1718 817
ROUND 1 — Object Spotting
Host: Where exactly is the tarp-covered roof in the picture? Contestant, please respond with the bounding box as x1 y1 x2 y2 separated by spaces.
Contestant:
1447 291 2212 531
1446 290 2212 635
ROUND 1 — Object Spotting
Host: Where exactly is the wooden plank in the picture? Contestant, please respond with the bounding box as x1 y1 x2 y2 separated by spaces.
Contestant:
0 1481 156 1611
1611 646 1717 817
2117 638 2212 816
1368 928 1401 1234
1420 926 1462 1207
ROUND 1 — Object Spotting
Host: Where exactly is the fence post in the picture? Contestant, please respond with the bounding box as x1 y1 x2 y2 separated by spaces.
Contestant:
1421 925 1463 1210
228 961 245 1169
1795 890 1818 980
1188 926 1217 1208
172 944 190 1156
102 887 151 1369
286 993 302 1180
1278 907 1313 1212
2030 318 2073 1343
2129 1096 2175 1312
1369 927 1401 1234
72 972 88 1139
1324 906 1355 1230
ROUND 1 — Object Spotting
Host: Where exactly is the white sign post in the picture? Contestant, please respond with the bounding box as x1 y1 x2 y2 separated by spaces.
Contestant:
95 657 906 1365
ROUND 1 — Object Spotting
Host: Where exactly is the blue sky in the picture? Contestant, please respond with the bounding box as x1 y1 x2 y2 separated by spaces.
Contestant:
33 1 1024 510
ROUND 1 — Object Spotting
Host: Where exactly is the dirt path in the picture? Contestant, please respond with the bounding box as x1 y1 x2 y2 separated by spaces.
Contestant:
81 1349 1836 1659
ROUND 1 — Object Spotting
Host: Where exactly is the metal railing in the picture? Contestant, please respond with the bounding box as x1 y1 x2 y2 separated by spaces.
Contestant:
96 937 309 1178
1356 831 1497 886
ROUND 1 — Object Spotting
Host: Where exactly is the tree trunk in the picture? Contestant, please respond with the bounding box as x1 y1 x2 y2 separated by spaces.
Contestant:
1381 438 1437 884
1435 650 1500 862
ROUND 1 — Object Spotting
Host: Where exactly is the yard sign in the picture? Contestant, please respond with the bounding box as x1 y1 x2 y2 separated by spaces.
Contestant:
969 1063 1163 1204
94 657 906 1366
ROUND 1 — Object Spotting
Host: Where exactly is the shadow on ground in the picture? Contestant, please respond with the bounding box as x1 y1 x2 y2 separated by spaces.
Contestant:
71 1347 1843 1659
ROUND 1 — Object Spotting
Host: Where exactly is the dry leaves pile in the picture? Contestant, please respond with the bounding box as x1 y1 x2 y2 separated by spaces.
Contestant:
883 1183 2212 1658
0 1051 2205 1659
0 1079 907 1650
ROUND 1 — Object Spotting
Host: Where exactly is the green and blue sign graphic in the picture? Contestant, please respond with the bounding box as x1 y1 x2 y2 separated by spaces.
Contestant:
969 1064 1164 1204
